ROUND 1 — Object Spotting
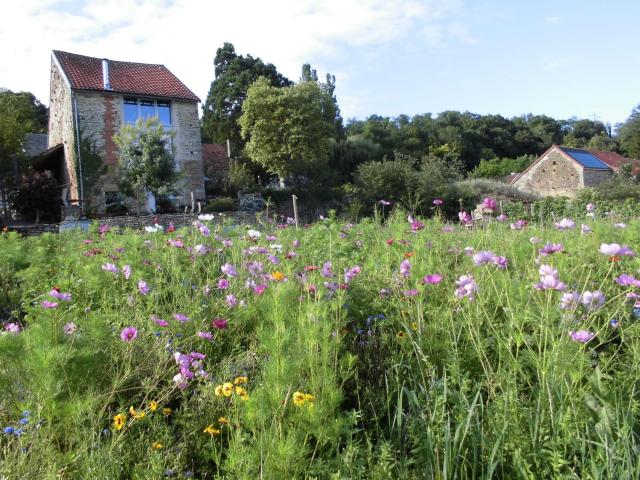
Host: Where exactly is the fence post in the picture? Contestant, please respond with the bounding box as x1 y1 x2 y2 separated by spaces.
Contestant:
292 194 299 229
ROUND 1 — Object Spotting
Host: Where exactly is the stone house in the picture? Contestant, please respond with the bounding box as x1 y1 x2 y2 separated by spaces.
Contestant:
44 50 205 213
510 145 640 198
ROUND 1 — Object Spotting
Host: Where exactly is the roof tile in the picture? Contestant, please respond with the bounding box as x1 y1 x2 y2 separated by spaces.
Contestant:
53 50 199 102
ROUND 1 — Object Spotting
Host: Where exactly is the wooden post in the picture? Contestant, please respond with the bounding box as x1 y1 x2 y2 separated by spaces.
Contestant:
190 192 195 213
292 194 299 228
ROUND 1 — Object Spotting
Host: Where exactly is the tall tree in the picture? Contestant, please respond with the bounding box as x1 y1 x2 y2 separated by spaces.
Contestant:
201 43 292 155
617 104 640 159
0 89 48 220
239 77 334 185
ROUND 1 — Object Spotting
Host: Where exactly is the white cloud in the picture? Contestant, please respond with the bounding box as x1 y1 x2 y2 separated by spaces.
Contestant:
544 16 560 25
0 0 472 118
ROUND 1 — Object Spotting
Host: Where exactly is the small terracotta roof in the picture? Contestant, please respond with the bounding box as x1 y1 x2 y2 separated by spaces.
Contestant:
53 50 199 102
202 144 230 170
589 149 640 173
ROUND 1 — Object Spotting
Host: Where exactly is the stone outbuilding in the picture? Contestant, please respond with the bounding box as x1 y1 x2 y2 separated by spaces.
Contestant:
46 50 205 213
510 145 640 198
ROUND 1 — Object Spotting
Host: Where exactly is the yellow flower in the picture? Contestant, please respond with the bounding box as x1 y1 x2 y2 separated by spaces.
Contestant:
149 400 158 412
235 386 249 400
113 413 126 431
214 385 224 397
303 393 315 404
152 441 163 450
293 391 306 407
233 376 248 385
162 407 172 416
271 271 285 282
203 424 221 436
221 382 234 397
218 417 229 425
410 322 418 331
129 406 146 420
396 331 407 340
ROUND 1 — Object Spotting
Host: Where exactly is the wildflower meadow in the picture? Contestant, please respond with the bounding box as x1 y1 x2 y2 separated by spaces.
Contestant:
1 206 640 479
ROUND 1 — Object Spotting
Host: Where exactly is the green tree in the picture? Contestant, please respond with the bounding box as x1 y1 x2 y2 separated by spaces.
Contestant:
0 89 48 220
7 170 61 223
114 118 180 203
300 63 344 140
617 104 640 159
201 43 292 155
239 77 334 185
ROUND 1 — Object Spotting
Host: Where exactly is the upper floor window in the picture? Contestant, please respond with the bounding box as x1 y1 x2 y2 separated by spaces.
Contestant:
124 98 172 126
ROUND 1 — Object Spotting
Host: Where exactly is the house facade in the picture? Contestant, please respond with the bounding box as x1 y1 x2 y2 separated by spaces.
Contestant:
511 145 639 198
48 50 205 212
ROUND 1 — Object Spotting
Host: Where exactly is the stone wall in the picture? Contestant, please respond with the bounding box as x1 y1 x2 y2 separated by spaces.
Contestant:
48 59 75 198
513 149 582 198
173 100 205 203
583 168 612 187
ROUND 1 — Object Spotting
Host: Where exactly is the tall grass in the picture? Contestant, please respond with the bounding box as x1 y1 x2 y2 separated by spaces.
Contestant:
0 209 639 478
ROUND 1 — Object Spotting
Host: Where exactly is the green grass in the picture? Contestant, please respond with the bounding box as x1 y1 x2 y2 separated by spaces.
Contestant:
0 210 639 479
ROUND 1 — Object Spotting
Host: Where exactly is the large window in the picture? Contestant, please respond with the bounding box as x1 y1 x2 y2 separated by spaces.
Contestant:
123 98 172 126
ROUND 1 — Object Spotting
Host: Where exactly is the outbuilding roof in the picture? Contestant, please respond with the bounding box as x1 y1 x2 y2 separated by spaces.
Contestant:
52 50 199 102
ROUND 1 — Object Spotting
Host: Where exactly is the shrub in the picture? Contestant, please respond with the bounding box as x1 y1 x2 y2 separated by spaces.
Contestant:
8 170 62 223
204 196 236 212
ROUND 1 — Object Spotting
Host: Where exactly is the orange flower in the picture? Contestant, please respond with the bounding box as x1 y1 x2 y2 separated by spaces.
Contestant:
271 271 286 282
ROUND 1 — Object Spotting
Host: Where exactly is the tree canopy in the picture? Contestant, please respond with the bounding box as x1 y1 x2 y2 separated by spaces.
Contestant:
239 77 335 183
618 104 640 159
114 118 180 201
201 43 292 155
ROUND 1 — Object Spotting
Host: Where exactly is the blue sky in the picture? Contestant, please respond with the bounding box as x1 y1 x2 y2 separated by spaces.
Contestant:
2 0 639 127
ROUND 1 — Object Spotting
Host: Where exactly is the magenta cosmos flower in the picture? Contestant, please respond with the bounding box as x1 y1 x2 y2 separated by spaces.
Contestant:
554 218 575 230
423 274 443 285
212 318 228 329
399 259 411 278
120 326 138 342
173 313 190 323
458 211 472 225
49 289 72 302
137 280 150 295
41 300 58 309
432 198 444 206
102 263 118 274
482 197 497 211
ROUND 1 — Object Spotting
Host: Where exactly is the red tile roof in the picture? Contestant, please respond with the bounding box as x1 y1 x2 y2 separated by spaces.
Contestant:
588 149 640 174
202 144 230 170
53 50 199 102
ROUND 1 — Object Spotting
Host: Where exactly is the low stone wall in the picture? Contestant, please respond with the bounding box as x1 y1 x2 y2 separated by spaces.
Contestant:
7 209 318 237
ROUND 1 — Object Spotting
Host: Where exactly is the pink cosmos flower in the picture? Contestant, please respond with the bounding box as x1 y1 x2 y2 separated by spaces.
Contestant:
122 265 132 279
423 274 443 285
569 330 595 343
586 203 595 213
217 278 229 289
615 274 640 287
226 294 238 307
454 274 478 301
168 239 184 248
194 244 208 256
403 289 419 297
137 280 150 295
379 199 391 206
173 313 190 323
253 284 267 295
102 263 118 274
432 198 444 206
614 223 626 229
458 211 472 225
41 300 58 309
221 263 238 277
267 254 280 265
379 288 391 298
63 322 77 335
344 266 361 284
399 259 411 277
510 220 528 230
581 291 605 310
197 331 213 341
554 218 575 230
212 318 228 329
150 315 168 327
120 326 138 342
411 219 425 232
496 214 508 222
559 291 581 310
482 197 497 211
49 289 72 301
321 261 334 278
538 243 564 256
4 322 21 334
535 275 566 291
473 251 497 266
581 224 592 234
599 243 635 257
173 372 188 390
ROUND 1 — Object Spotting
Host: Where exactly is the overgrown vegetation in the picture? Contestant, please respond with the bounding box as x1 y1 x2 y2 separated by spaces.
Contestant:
1 211 639 478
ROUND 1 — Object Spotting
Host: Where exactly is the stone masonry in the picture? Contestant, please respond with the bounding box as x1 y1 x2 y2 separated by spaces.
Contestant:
512 147 613 198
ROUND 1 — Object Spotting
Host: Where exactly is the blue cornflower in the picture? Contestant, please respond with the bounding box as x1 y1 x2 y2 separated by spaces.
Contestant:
21 410 31 417
13 428 23 436
610 319 620 328
19 418 29 425
3 426 15 434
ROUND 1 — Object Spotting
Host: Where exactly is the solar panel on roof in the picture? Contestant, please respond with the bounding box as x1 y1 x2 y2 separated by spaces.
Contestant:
561 148 610 170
